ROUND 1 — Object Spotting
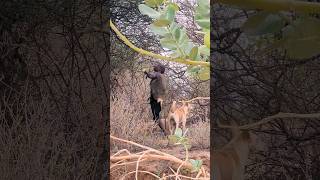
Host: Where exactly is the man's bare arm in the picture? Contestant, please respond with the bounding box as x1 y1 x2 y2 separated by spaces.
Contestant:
144 71 160 79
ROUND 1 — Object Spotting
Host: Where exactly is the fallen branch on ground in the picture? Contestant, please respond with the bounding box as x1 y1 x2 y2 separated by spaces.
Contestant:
110 135 210 180
178 97 210 103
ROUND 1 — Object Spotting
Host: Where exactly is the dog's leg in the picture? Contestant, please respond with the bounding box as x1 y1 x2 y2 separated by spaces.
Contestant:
175 115 179 134
182 115 187 134
167 114 173 135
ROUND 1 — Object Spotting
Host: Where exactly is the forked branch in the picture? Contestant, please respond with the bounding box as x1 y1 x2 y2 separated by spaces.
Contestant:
217 112 320 130
110 135 209 179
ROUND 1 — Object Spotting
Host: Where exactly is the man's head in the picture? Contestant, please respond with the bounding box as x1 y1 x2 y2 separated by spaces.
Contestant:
153 64 165 74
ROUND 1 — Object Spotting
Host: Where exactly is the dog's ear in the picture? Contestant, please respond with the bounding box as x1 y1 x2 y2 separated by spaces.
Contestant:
187 102 193 109
170 101 177 112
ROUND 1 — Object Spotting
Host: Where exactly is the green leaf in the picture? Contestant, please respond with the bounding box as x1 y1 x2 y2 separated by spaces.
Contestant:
178 137 189 144
196 18 210 30
189 159 203 172
167 2 180 11
169 22 179 33
178 28 188 44
169 51 182 58
189 46 198 60
199 45 210 56
174 28 181 41
145 0 165 7
145 0 158 7
197 0 210 8
153 19 171 27
181 42 194 55
165 5 176 22
281 17 320 59
174 128 183 137
195 0 210 30
138 4 160 19
242 12 285 36
195 0 210 17
150 24 169 36
187 66 210 80
160 38 177 50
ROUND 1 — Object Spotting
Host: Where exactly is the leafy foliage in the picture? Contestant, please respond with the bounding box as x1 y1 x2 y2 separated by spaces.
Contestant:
241 10 320 59
168 128 203 173
189 159 203 172
138 0 210 80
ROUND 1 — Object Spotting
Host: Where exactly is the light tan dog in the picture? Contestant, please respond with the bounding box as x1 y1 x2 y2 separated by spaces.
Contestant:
213 119 262 180
165 100 192 135
213 129 253 180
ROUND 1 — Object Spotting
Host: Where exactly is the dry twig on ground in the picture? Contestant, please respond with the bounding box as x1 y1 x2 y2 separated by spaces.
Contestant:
110 135 209 180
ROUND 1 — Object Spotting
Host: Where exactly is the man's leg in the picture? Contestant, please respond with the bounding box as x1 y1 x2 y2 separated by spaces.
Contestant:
150 96 157 120
154 101 161 120
154 101 166 133
150 96 165 133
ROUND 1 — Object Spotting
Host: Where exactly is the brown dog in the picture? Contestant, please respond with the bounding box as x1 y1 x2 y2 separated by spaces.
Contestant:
164 101 192 135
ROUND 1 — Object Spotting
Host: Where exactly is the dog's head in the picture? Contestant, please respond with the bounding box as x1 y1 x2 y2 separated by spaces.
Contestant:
182 101 193 110
169 101 177 113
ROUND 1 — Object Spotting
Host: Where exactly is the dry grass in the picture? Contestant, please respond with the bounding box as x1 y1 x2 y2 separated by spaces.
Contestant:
188 121 210 150
110 135 210 180
0 92 100 179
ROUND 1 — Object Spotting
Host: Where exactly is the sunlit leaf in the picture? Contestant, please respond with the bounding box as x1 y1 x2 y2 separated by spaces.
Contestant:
160 37 177 50
199 45 210 56
195 0 210 17
189 159 203 172
178 28 188 44
153 19 171 27
138 4 160 19
169 51 182 58
181 41 194 55
166 5 176 22
145 0 165 7
139 0 210 62
195 18 210 30
174 27 181 41
169 22 179 34
167 2 180 11
189 46 198 60
195 0 210 30
174 128 183 137
150 24 169 36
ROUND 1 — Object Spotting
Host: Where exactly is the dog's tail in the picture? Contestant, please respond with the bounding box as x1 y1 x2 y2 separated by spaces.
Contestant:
157 98 164 108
